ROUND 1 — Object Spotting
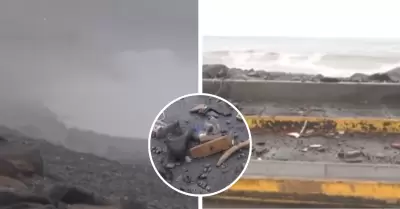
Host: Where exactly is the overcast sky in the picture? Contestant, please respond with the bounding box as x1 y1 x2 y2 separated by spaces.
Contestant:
200 0 400 38
0 0 198 138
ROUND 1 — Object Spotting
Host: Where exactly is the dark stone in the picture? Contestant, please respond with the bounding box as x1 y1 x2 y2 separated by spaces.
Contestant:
203 64 229 78
198 173 208 180
227 68 248 80
387 67 400 82
350 73 369 82
155 121 182 139
165 129 196 162
46 184 110 206
368 73 392 82
158 167 173 182
320 77 340 83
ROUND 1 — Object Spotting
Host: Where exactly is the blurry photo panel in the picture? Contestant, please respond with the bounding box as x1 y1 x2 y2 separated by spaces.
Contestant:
201 0 400 208
0 0 198 208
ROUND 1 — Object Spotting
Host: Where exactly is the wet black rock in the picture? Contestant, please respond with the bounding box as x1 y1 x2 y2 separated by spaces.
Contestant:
165 129 196 162
198 173 208 180
254 145 268 157
350 73 369 82
154 121 182 139
246 69 269 79
227 68 249 80
311 74 324 82
197 180 208 190
203 64 229 78
320 77 341 83
368 73 392 82
387 67 400 82
183 175 191 184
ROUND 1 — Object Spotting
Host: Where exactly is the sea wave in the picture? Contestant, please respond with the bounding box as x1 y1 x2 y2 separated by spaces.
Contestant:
203 50 400 77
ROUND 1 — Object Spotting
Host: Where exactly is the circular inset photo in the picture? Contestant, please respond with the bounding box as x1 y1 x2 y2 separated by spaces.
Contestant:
148 93 252 197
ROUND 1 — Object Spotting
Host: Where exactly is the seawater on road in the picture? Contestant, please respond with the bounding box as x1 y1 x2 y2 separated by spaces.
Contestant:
150 95 250 194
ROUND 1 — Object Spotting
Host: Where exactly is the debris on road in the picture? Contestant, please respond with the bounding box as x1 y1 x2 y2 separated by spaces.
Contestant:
217 140 250 167
338 150 363 159
287 120 308 138
391 141 400 149
190 135 233 158
150 95 251 194
287 132 301 138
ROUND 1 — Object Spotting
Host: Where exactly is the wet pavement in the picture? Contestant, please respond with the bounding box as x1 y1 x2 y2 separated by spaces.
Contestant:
150 95 250 195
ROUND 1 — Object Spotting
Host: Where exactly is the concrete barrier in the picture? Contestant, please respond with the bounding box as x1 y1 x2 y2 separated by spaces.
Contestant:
203 79 400 104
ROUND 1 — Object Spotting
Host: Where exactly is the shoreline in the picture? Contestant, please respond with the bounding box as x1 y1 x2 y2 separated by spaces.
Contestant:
203 64 400 83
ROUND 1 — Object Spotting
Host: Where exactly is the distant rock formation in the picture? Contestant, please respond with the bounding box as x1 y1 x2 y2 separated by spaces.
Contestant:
0 98 68 145
387 67 400 82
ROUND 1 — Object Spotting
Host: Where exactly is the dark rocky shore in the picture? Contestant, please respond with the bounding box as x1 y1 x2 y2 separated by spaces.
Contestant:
0 126 197 209
203 64 400 83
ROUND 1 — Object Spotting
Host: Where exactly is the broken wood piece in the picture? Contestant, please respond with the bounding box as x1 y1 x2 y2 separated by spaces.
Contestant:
199 134 223 143
190 135 233 158
217 140 250 167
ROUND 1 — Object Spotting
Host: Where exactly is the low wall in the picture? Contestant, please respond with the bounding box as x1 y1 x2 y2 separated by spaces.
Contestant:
203 79 400 104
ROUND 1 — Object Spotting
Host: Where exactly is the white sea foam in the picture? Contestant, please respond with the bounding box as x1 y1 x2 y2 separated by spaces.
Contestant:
203 37 400 77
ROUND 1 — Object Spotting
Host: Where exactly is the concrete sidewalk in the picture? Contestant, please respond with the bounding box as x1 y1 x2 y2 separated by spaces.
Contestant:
245 160 400 182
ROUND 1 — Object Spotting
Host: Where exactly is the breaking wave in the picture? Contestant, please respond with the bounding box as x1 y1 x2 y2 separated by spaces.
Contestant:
203 50 400 77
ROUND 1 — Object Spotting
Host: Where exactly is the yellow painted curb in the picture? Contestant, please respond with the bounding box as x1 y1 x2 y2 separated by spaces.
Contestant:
245 115 400 133
210 177 400 206
207 196 383 207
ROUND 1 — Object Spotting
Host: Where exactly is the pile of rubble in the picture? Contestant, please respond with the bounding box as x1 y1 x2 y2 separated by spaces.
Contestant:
150 98 250 194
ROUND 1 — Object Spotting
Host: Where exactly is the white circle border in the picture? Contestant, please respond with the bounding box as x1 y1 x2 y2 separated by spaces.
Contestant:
147 92 253 198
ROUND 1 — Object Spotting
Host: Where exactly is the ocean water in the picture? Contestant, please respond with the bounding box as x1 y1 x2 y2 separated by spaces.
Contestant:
203 37 400 77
